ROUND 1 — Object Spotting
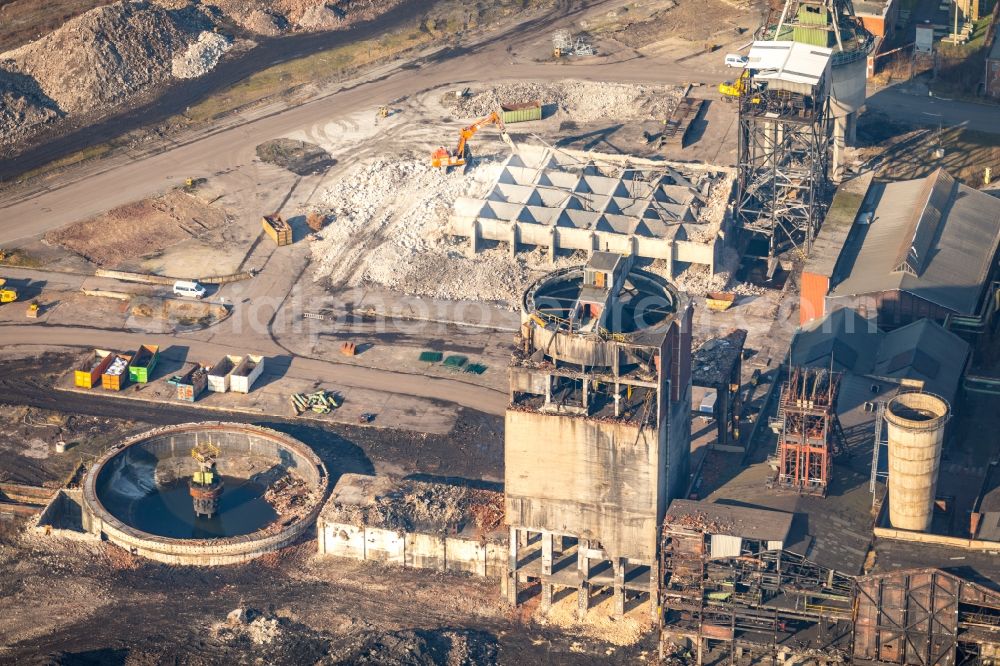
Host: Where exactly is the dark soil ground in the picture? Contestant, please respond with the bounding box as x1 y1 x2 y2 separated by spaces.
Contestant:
256 138 337 176
0 353 505 489
0 352 655 663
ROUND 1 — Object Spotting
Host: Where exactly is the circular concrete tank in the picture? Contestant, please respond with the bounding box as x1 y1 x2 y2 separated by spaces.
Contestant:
521 264 685 367
885 393 950 532
83 422 330 565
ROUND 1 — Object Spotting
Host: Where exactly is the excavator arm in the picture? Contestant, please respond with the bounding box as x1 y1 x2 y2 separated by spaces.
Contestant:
432 111 516 169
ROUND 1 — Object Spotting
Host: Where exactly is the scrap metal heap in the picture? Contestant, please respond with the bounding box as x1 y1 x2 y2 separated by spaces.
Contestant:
660 503 854 664
189 442 223 519
769 366 844 496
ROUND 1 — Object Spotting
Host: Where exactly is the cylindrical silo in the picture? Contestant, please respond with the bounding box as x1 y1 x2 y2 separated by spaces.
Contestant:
884 393 950 532
829 55 867 182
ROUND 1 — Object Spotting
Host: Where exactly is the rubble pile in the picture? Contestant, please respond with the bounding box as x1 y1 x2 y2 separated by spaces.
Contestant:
171 30 232 79
0 1 208 149
214 608 328 662
0 0 403 151
263 474 317 529
310 156 585 305
452 79 684 123
325 479 505 535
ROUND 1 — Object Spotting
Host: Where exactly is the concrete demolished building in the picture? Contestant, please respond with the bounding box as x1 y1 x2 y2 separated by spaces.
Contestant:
659 502 1000 665
449 146 736 274
505 252 693 618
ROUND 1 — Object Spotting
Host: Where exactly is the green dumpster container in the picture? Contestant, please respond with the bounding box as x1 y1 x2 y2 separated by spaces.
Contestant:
501 101 542 124
128 344 159 384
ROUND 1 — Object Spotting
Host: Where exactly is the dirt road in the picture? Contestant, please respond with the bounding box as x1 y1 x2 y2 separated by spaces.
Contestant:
0 0 719 243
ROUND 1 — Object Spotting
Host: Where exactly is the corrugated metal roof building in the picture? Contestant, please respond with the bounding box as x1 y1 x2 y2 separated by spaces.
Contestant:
801 169 1000 329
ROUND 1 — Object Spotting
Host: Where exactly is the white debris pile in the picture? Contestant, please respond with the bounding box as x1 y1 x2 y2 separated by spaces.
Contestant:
453 79 684 123
309 156 586 304
216 608 282 645
105 356 128 377
172 31 232 79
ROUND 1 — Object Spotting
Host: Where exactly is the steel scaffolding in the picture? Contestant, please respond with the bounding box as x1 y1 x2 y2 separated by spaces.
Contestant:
736 80 830 262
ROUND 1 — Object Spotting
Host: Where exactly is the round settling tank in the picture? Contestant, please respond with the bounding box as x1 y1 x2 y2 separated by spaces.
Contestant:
884 393 949 532
82 422 330 565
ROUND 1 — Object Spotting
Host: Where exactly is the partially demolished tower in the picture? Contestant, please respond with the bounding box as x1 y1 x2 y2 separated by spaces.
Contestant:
505 252 692 618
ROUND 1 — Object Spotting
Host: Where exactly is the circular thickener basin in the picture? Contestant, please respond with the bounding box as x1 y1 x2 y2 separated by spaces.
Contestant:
83 422 330 565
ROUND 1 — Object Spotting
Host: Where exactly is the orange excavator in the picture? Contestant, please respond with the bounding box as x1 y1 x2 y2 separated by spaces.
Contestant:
431 111 516 169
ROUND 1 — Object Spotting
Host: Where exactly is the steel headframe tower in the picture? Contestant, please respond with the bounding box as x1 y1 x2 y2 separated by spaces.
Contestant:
772 366 843 496
736 48 832 264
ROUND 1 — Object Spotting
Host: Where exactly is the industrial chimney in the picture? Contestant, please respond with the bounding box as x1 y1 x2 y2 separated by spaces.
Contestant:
885 393 950 532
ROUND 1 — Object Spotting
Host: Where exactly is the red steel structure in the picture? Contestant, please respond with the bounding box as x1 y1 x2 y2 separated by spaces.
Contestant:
774 366 841 495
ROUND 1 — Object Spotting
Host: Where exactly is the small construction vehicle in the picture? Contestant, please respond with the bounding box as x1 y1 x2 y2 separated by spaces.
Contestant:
431 111 517 169
0 278 17 304
719 70 750 101
377 105 390 119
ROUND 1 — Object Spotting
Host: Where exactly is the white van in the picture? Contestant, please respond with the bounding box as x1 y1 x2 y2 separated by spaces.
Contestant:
173 280 207 299
724 53 748 68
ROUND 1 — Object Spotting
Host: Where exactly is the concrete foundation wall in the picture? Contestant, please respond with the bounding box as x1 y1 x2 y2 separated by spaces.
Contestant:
319 520 504 579
82 422 329 566
504 409 663 561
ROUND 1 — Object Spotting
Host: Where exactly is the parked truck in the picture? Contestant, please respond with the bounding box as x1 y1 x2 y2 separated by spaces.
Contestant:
262 214 292 246
101 354 132 391
74 350 113 389
128 344 159 384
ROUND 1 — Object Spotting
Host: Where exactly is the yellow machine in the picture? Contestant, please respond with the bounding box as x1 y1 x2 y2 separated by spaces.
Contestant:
719 70 750 101
0 278 17 304
431 111 516 169
377 105 390 119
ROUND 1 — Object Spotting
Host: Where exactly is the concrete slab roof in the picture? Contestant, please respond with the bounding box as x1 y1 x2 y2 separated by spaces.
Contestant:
664 499 794 542
747 40 833 88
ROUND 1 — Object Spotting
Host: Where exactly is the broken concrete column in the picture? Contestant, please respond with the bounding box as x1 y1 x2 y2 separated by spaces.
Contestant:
577 538 590 620
469 220 480 255
506 525 519 605
614 557 626 617
541 532 554 611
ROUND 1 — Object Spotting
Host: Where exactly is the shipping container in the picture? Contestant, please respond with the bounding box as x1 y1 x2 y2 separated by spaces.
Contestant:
101 354 132 391
500 101 542 124
262 214 292 246
230 355 264 394
174 364 208 402
128 344 160 384
207 355 241 393
74 349 113 389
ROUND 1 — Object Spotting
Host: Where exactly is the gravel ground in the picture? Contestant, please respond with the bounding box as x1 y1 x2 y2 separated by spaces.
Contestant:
450 79 683 123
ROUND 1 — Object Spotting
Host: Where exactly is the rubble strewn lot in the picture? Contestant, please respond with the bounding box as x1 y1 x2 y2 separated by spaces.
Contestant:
449 79 684 123
309 155 589 305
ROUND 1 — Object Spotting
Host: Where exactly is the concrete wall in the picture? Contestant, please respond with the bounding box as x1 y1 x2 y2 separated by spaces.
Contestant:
82 422 330 566
504 409 663 562
318 520 505 579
